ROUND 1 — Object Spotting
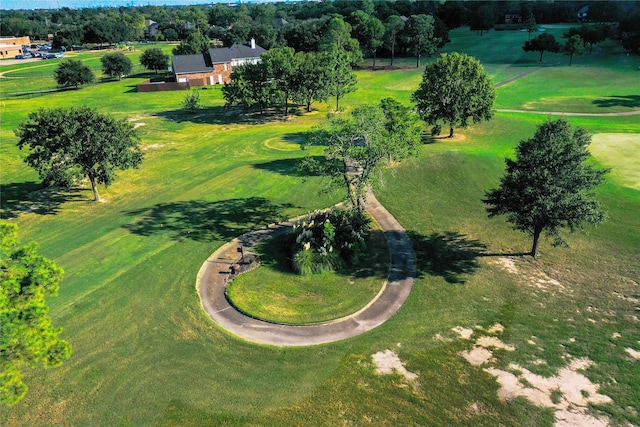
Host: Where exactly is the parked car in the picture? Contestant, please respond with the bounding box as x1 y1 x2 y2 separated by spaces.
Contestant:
42 53 57 60
15 54 24 59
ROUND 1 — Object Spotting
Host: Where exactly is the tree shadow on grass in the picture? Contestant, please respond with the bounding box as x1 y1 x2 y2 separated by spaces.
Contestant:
154 106 298 126
592 95 640 109
252 156 325 177
122 197 296 242
1 181 86 219
281 130 312 145
408 231 487 284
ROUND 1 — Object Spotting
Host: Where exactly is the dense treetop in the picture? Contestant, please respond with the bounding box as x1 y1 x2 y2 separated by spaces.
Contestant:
2 1 637 57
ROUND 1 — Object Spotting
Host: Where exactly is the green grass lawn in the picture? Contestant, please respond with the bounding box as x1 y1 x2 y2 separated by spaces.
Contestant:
1 28 639 426
0 44 175 96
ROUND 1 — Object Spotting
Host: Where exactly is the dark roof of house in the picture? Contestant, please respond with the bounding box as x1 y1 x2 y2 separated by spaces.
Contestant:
209 42 266 63
172 53 212 74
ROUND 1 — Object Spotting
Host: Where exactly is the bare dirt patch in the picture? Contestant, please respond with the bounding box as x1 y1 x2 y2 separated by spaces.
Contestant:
497 257 518 274
372 350 418 383
613 291 640 304
485 358 612 426
488 323 505 334
142 143 170 151
461 347 494 366
531 271 567 293
476 336 516 351
625 348 640 360
495 257 568 295
452 329 614 426
452 326 474 339
460 335 515 367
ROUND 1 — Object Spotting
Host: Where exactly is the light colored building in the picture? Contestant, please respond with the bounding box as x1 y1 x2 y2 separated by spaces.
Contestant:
0 36 31 58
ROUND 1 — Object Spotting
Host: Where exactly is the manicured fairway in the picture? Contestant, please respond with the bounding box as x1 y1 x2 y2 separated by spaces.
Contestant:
1 27 639 427
590 133 640 190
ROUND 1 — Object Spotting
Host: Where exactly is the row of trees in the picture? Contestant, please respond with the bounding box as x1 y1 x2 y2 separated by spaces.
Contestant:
52 48 170 89
522 22 615 64
222 47 356 115
4 1 634 42
3 2 638 58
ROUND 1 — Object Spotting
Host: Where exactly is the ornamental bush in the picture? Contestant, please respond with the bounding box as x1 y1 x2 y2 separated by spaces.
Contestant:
286 208 371 275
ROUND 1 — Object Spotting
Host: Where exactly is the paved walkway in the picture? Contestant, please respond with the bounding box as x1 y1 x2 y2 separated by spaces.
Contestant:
196 190 416 346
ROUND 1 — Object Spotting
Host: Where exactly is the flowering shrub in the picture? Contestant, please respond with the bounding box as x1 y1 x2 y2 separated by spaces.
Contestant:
286 208 371 275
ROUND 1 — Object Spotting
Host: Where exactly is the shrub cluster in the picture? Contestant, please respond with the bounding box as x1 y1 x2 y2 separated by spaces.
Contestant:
286 208 371 275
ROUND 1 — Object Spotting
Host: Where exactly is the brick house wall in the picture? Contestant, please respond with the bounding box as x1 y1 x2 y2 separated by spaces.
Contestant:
175 63 233 86
213 63 233 83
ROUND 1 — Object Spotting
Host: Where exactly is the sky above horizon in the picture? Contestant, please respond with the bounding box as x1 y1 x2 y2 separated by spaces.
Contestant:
2 0 286 10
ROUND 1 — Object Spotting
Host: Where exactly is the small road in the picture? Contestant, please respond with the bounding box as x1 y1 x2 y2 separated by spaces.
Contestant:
196 190 416 347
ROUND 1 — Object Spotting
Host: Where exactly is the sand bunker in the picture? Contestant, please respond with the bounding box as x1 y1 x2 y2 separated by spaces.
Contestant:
372 350 418 382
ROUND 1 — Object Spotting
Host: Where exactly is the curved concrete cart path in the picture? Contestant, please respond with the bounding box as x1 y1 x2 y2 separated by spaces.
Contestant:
196 190 416 346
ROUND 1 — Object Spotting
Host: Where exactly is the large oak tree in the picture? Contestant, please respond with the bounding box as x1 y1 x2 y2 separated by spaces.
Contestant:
523 33 561 61
484 118 608 258
412 52 495 138
54 59 95 89
100 51 133 80
15 106 143 201
140 48 169 74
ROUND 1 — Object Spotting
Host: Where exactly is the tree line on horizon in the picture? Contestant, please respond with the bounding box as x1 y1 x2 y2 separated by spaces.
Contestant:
2 1 639 57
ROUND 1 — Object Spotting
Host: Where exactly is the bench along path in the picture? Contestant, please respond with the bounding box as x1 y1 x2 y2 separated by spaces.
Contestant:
196 190 416 346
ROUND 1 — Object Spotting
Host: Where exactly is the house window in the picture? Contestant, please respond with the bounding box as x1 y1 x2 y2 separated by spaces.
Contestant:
224 63 228 71
178 77 188 83
218 75 223 84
